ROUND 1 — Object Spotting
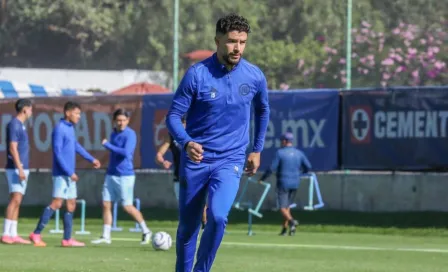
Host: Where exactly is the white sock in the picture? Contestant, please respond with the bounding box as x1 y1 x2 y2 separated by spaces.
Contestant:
102 224 111 239
3 219 12 236
10 221 18 237
139 221 150 234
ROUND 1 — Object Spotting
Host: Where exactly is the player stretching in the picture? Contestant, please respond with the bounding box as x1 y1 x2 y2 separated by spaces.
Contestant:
29 101 100 247
259 133 312 236
92 109 152 245
2 99 33 245
155 116 207 229
166 14 270 272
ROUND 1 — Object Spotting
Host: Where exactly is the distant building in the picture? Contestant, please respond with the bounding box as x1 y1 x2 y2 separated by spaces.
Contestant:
0 67 171 94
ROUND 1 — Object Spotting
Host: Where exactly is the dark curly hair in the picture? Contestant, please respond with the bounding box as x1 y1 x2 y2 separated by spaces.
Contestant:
15 99 32 113
113 108 131 120
63 101 81 112
216 14 251 35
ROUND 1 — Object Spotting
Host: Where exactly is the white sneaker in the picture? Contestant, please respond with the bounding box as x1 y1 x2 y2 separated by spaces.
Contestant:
141 231 152 245
91 237 111 244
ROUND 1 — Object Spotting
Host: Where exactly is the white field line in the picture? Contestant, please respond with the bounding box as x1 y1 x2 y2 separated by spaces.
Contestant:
18 234 448 254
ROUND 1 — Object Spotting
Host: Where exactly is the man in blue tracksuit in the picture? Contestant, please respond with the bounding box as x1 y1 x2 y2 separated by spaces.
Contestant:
166 14 270 272
30 101 100 247
91 108 152 245
259 132 312 236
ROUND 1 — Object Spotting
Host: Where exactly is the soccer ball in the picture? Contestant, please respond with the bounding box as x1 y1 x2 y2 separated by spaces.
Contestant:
152 231 172 251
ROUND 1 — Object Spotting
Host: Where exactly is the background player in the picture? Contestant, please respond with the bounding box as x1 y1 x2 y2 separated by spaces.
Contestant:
92 108 152 245
166 13 270 272
155 116 207 229
2 99 33 245
29 101 100 247
155 116 185 200
259 132 312 236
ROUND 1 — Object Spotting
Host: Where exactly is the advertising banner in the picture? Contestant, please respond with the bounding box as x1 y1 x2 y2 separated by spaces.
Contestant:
342 88 448 170
0 96 143 169
255 90 340 171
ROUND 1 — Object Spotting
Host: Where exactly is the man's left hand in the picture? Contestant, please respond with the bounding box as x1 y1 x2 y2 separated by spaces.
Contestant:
245 152 261 176
92 159 101 169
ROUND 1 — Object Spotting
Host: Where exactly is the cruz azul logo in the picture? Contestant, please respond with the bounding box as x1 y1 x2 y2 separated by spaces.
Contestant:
350 106 372 144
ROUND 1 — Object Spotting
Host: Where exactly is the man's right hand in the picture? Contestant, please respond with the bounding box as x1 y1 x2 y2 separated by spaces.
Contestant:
92 159 101 169
163 160 172 169
186 141 204 163
70 173 79 182
18 169 26 181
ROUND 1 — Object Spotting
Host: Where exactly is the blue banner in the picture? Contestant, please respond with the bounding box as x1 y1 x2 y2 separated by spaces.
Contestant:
140 94 175 169
254 90 340 171
141 90 340 171
341 87 448 170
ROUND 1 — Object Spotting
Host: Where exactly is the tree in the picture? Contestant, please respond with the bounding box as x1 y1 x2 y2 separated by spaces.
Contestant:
306 18 447 88
0 0 130 67
0 0 445 89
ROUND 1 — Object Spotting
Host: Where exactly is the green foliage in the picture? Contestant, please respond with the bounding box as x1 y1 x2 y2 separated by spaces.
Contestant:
246 37 325 89
0 0 445 89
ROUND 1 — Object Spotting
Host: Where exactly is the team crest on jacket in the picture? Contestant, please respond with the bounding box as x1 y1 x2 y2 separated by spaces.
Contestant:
239 84 251 96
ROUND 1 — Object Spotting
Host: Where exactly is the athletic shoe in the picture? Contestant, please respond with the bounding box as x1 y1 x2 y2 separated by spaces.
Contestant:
12 236 31 245
62 238 85 247
141 231 152 245
91 237 111 244
1 235 13 244
289 220 299 236
29 233 46 247
279 227 287 236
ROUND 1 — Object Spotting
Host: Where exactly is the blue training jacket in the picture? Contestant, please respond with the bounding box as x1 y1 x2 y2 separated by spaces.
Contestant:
260 146 312 189
104 127 136 176
166 53 270 162
52 119 95 177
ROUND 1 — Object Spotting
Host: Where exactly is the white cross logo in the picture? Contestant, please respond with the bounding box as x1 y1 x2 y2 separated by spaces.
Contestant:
351 109 370 141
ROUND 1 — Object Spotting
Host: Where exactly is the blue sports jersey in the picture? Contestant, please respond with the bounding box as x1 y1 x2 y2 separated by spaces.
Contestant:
52 119 95 176
104 127 136 176
260 146 312 189
166 53 270 162
6 117 29 169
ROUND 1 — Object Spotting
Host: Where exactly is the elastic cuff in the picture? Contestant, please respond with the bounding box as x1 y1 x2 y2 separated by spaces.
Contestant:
181 138 193 150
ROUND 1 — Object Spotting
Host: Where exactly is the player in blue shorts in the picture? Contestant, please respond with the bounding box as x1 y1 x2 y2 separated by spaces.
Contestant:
259 133 312 236
2 99 33 245
29 101 100 247
91 108 152 245
166 14 270 272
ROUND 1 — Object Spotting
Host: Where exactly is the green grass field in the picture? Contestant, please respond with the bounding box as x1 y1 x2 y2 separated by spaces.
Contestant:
2 208 448 272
